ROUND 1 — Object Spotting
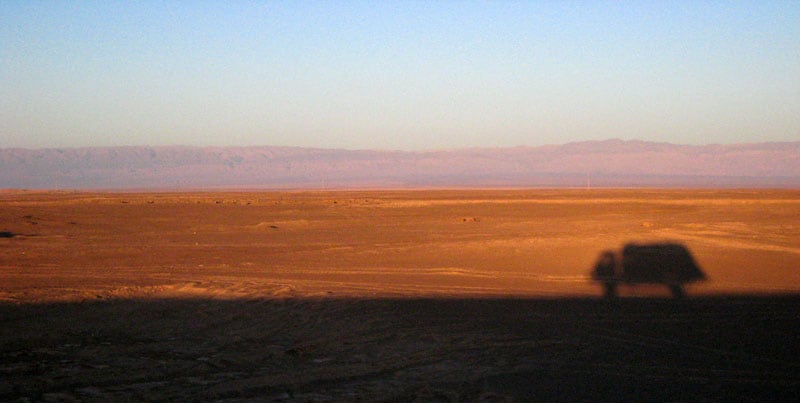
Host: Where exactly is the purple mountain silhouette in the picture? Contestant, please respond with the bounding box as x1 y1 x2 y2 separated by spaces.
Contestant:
1 140 798 189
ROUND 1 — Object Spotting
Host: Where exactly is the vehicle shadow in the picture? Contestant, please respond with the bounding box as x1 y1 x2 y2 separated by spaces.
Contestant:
2 294 799 401
592 242 707 298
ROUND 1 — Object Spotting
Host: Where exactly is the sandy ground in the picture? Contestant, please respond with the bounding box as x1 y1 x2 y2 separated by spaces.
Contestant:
1 189 799 400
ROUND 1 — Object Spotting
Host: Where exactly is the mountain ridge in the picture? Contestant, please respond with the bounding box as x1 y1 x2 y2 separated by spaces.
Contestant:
2 140 798 189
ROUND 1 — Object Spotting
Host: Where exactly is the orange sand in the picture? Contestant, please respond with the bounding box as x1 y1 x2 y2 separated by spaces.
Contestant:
1 189 798 302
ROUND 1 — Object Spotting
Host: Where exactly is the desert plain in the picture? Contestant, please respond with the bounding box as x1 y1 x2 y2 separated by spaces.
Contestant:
1 188 799 401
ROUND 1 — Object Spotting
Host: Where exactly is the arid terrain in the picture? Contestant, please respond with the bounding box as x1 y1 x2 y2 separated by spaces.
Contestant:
1 189 799 400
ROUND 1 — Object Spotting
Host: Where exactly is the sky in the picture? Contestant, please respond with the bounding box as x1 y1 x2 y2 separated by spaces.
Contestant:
2 1 799 150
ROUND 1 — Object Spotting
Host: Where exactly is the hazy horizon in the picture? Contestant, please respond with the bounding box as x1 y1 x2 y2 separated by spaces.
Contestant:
2 137 800 153
3 2 799 150
3 141 798 190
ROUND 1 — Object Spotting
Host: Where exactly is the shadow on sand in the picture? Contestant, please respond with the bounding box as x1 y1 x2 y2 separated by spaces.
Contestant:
592 242 707 299
2 295 799 401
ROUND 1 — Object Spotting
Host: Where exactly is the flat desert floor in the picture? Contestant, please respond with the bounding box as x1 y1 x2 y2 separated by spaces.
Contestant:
1 189 799 400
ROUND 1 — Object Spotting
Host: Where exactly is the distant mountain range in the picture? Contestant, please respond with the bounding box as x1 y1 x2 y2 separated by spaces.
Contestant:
1 140 799 189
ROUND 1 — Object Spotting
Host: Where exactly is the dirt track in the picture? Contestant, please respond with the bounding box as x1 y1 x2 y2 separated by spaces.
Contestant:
1 189 799 400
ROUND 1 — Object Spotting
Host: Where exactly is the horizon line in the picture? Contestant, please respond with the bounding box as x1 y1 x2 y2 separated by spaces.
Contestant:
3 138 799 152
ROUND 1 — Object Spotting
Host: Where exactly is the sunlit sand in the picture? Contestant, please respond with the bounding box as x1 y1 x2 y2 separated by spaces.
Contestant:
2 188 798 301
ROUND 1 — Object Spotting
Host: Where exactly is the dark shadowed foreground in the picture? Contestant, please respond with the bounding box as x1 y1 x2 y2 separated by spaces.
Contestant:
2 296 798 401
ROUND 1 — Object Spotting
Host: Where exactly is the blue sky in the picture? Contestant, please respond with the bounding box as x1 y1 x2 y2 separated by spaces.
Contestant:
2 1 798 150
